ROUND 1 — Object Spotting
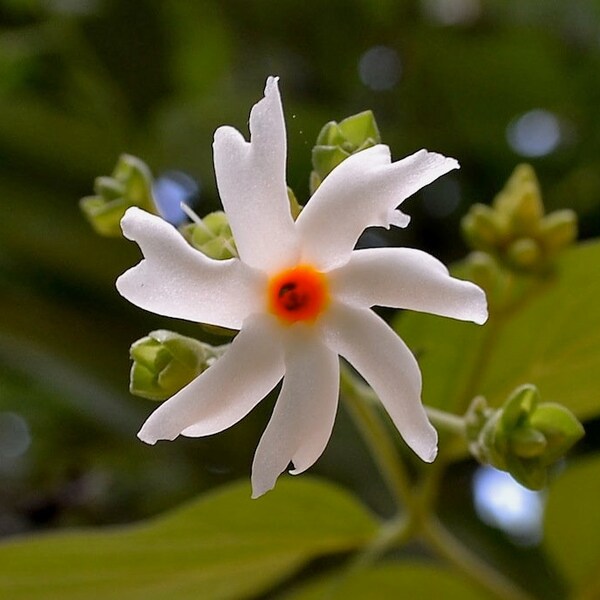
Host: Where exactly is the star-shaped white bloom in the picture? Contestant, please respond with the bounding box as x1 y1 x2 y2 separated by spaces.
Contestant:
117 77 488 498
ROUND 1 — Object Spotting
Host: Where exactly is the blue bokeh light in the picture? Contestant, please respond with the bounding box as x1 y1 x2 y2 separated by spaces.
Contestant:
506 109 562 157
152 171 200 226
472 466 545 546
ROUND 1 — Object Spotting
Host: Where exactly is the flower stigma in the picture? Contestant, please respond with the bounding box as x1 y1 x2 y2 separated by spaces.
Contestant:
267 265 329 324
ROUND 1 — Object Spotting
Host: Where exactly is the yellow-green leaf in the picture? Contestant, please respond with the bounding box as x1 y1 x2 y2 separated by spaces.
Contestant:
282 562 488 600
544 456 600 593
0 477 377 600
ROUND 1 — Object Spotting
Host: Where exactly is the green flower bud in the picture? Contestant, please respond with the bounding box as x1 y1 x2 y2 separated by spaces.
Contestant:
129 330 226 401
539 209 578 255
506 238 542 270
494 165 543 234
509 427 547 458
311 146 351 192
462 252 515 312
462 164 578 277
461 204 506 251
310 110 381 193
466 385 584 490
336 110 381 149
315 121 346 147
529 402 585 464
463 252 500 290
182 211 237 260
500 384 539 430
80 154 155 237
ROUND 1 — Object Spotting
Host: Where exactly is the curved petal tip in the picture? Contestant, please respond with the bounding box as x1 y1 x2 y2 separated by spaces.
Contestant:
265 75 280 93
472 286 489 325
412 427 438 463
423 441 438 463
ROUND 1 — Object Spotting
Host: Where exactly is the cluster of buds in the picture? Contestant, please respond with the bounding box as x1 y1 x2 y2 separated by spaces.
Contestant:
462 164 577 273
181 211 237 260
310 110 381 194
465 385 584 490
80 154 156 237
129 330 228 401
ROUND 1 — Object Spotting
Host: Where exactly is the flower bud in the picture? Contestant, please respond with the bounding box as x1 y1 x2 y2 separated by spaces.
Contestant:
506 237 542 270
494 164 543 235
462 252 514 312
462 164 578 276
461 204 506 251
529 402 585 464
182 211 237 260
466 385 584 490
539 209 578 255
462 252 497 296
129 330 226 401
80 154 156 237
509 427 547 458
310 110 381 193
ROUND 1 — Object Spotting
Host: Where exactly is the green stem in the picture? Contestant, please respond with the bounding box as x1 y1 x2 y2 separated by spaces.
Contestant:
458 316 501 414
422 516 535 600
340 355 532 600
340 363 413 510
348 514 413 572
426 406 465 436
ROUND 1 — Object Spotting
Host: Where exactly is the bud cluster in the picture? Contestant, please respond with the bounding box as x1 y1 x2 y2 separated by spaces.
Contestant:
80 154 156 237
462 164 577 273
310 110 381 194
466 385 584 489
129 330 228 401
181 211 237 260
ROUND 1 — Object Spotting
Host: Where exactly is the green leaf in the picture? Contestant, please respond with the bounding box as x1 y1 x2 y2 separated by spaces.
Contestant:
544 455 600 594
282 562 488 600
0 477 377 600
395 241 600 420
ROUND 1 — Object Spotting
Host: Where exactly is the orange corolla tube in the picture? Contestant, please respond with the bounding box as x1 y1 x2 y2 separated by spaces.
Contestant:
267 265 330 324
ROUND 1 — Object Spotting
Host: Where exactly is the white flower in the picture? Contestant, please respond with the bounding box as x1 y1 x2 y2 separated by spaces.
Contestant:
117 77 488 498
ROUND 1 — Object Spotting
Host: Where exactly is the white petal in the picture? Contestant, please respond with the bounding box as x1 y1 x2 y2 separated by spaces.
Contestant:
321 303 438 463
296 147 459 270
251 330 339 498
329 247 488 324
213 77 299 273
116 208 264 330
138 314 284 444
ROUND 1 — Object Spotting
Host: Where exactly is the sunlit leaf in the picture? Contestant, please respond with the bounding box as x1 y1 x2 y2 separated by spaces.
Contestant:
0 477 377 600
544 455 600 594
282 562 487 600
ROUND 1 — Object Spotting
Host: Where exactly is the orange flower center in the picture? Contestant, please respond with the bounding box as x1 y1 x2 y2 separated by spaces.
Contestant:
267 265 329 324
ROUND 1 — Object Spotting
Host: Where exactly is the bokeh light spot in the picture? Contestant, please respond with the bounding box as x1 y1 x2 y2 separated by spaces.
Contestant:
473 466 545 546
0 412 31 459
153 171 200 226
421 0 481 25
506 109 562 157
358 46 402 91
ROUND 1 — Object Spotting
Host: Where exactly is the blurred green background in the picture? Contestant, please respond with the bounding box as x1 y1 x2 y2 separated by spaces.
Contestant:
0 0 599 585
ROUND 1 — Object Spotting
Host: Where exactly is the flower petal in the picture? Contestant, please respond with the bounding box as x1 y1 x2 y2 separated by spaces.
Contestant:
116 207 264 329
138 314 284 444
321 303 437 463
296 147 459 270
251 330 339 498
329 247 488 324
213 77 299 273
